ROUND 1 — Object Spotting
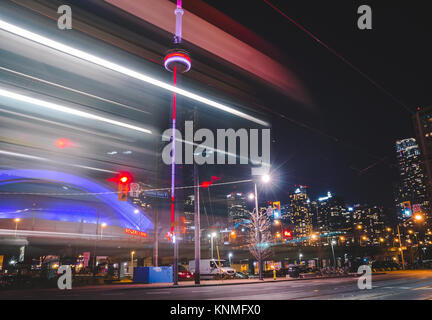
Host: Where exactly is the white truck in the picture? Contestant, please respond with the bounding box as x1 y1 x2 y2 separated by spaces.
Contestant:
188 259 236 279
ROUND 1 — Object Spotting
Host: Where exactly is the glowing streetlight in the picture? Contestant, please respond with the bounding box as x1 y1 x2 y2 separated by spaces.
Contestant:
100 223 107 240
14 218 21 237
261 174 271 184
414 214 424 222
248 193 255 200
208 232 217 259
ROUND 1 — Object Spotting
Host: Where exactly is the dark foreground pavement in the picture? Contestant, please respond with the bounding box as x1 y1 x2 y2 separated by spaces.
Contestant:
2 271 432 300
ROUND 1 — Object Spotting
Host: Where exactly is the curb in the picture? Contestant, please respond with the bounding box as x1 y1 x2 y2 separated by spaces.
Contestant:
109 274 360 291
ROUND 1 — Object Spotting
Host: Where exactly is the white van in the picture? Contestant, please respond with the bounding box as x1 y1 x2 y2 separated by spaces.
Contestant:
189 259 236 279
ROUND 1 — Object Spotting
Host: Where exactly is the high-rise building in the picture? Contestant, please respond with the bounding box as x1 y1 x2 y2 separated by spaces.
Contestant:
413 107 432 224
395 138 429 222
227 192 250 227
315 192 350 233
351 204 385 244
289 186 312 239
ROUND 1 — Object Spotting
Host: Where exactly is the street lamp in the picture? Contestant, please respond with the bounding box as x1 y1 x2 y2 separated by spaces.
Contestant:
252 173 271 281
248 193 255 200
330 239 337 267
100 222 107 240
14 218 21 237
208 232 217 259
397 213 424 270
130 250 135 279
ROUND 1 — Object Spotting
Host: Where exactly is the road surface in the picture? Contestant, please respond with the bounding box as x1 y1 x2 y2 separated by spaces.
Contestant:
2 271 432 300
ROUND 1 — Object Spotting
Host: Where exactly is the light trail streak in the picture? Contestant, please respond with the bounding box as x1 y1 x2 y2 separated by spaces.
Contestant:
0 18 268 126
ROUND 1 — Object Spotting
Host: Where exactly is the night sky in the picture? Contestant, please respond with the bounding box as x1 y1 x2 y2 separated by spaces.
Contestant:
202 0 432 213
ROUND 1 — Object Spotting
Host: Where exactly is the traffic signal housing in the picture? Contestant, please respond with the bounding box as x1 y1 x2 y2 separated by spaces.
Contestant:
273 201 281 219
108 172 133 202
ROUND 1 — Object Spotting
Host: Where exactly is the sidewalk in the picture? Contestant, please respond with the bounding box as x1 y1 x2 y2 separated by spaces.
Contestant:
102 274 360 290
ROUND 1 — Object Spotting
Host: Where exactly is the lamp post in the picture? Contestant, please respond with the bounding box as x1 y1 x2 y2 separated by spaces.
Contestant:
208 232 217 259
100 223 107 240
252 174 271 281
130 250 135 279
14 218 21 237
330 239 337 267
397 213 423 270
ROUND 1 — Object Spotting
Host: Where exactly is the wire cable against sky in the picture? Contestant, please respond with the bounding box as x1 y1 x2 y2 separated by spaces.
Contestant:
262 0 413 114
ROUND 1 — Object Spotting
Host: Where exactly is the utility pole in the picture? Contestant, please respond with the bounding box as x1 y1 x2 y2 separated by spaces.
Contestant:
153 142 160 267
193 108 201 284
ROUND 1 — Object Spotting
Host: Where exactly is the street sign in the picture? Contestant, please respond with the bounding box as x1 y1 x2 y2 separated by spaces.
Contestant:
143 190 169 199
130 183 140 197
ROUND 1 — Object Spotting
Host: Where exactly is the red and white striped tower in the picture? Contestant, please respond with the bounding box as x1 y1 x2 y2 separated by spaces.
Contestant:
164 0 191 286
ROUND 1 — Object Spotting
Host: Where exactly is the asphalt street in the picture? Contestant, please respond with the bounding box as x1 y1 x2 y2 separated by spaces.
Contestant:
2 271 432 300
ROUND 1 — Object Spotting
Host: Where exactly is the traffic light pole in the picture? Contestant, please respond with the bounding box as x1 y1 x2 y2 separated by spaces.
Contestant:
397 224 405 270
193 108 201 285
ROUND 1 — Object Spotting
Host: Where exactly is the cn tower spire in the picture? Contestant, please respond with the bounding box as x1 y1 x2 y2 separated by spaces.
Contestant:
174 0 184 44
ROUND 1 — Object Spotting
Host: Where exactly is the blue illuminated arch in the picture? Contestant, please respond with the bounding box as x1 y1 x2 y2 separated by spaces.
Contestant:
0 169 152 231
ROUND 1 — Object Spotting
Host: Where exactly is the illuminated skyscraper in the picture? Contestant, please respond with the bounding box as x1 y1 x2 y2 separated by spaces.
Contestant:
289 186 312 239
413 107 432 224
227 192 250 227
315 192 350 233
395 138 429 222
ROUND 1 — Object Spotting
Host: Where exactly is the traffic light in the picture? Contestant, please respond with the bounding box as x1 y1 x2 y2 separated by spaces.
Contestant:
273 201 281 219
108 172 133 202
402 201 412 217
283 230 292 239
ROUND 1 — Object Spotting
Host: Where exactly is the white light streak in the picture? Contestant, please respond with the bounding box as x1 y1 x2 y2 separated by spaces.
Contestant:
0 88 152 135
0 19 268 127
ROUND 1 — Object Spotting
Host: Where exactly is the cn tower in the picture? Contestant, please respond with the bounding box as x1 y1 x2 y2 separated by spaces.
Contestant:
164 0 191 285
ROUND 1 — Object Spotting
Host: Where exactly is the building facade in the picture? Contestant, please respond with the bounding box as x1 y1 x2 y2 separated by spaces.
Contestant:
395 138 429 223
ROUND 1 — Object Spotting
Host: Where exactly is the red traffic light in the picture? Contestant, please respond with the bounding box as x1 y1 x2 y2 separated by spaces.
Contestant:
108 172 133 184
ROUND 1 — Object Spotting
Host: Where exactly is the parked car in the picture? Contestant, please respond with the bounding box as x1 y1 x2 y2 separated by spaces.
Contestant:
178 265 193 281
286 264 310 278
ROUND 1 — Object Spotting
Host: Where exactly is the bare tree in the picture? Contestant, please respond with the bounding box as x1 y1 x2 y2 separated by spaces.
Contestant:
248 207 273 262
